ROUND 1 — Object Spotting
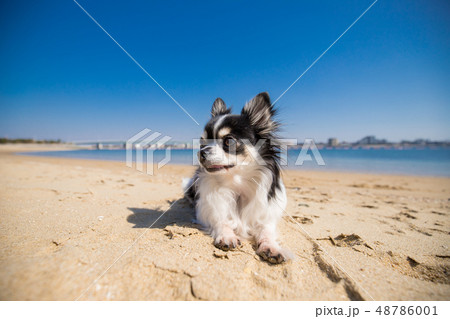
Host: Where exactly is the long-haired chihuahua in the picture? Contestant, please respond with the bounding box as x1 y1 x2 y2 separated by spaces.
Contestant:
184 92 289 264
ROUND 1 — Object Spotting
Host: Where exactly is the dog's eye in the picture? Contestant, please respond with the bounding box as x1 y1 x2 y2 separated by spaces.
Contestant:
224 136 237 148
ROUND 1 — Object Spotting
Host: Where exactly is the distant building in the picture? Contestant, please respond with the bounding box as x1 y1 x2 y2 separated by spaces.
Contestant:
357 136 376 145
328 138 339 147
355 136 390 145
357 135 389 145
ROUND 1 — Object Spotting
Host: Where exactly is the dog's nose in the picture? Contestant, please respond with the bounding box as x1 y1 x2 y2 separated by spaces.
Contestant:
199 146 212 160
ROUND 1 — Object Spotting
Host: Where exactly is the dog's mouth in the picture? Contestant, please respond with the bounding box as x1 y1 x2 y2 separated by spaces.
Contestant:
205 164 235 172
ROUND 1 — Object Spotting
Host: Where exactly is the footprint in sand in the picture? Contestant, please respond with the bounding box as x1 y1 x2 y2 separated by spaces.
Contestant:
285 215 314 224
378 251 450 285
317 233 374 250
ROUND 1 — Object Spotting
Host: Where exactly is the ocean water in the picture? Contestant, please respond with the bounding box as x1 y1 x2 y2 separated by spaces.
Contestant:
20 148 450 177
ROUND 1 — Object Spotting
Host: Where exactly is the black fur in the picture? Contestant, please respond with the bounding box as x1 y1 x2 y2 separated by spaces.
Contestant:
241 93 282 200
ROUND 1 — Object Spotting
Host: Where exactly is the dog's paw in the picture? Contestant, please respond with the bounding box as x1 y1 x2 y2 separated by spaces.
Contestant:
257 243 286 264
214 235 241 251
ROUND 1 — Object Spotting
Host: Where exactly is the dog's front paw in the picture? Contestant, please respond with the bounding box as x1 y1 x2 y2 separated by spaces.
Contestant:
214 235 241 251
257 243 286 264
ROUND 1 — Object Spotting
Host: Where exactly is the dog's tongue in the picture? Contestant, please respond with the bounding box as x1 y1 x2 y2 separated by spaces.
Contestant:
210 165 225 169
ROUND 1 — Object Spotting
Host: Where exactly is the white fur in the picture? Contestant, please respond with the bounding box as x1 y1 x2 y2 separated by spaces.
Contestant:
193 163 287 257
213 115 228 137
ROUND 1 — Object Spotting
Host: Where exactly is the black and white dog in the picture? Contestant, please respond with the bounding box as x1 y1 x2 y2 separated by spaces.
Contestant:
184 92 289 264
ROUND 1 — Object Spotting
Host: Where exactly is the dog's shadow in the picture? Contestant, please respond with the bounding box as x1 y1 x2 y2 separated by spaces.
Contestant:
126 198 197 229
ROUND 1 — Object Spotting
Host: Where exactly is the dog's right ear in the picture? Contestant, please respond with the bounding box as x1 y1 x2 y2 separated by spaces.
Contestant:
211 98 231 117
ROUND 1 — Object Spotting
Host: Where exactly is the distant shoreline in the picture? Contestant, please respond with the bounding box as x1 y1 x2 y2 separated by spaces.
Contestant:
11 145 450 178
4 143 449 152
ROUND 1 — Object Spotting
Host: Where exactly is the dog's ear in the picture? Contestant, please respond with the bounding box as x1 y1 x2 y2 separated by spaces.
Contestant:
211 98 231 117
241 92 278 135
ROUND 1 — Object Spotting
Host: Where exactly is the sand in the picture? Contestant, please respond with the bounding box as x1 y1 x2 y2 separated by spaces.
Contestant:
0 144 449 300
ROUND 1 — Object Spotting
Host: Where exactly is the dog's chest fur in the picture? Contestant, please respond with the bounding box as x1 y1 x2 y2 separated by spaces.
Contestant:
199 167 260 210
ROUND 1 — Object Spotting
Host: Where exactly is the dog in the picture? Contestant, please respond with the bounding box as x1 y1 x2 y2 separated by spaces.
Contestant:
184 92 289 264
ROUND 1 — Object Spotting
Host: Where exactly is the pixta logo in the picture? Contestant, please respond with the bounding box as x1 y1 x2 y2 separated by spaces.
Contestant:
126 129 172 175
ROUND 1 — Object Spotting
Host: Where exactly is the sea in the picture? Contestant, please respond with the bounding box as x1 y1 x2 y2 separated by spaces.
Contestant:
20 147 450 177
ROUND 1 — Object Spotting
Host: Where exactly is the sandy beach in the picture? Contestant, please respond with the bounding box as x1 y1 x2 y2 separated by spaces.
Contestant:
0 144 449 300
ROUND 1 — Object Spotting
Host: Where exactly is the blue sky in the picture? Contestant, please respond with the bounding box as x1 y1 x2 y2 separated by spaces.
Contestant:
1 0 449 143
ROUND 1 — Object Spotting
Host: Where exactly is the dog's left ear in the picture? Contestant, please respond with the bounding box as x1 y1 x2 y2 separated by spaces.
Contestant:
211 98 231 117
241 92 278 135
